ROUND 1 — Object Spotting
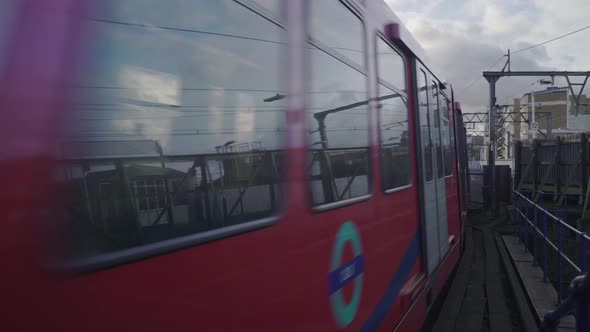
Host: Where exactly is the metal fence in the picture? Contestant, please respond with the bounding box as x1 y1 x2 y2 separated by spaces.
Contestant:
515 134 590 201
469 166 512 210
469 171 484 207
513 190 590 331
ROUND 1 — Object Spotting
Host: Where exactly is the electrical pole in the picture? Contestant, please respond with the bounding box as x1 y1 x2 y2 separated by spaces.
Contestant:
482 71 584 215
531 89 537 139
487 76 498 214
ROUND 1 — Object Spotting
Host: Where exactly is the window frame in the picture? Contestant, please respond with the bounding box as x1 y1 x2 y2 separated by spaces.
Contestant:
442 94 454 178
431 79 445 180
58 0 287 272
0 0 20 78
417 68 434 184
374 34 412 194
238 0 284 22
307 0 372 212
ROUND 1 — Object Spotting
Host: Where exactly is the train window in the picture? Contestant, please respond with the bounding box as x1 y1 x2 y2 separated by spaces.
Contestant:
376 38 410 190
309 0 365 67
418 70 433 182
249 0 283 19
376 38 406 91
58 0 286 262
449 99 456 167
307 1 369 207
442 96 453 176
431 80 444 179
0 0 17 76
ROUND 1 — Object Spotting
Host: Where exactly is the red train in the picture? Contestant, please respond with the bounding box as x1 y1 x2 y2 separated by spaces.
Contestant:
1 0 469 331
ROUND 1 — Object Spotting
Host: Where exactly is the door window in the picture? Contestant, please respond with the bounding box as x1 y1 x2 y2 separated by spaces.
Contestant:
442 96 453 176
417 70 433 182
376 37 411 190
431 81 444 179
0 0 18 77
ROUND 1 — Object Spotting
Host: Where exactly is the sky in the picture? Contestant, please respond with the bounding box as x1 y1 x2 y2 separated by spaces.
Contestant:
385 0 590 113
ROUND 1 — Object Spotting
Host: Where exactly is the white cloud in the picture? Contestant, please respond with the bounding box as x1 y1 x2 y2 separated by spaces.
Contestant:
385 0 590 113
119 65 181 106
481 7 530 37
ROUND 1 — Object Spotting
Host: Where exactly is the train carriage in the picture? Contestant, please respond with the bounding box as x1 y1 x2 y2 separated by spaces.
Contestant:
0 0 469 331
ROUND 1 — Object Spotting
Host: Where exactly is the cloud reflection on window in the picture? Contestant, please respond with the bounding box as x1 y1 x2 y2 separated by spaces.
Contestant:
58 0 287 259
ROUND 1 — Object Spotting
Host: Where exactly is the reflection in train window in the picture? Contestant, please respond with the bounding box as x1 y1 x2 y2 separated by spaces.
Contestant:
250 0 283 19
376 37 405 91
307 1 369 206
0 0 18 76
431 80 444 179
417 70 433 182
376 38 410 190
442 96 453 176
309 0 365 67
59 0 286 259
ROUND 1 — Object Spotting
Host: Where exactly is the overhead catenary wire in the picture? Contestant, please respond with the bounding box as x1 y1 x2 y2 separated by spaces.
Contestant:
88 18 286 45
514 80 538 96
502 80 538 104
511 24 590 55
459 24 590 98
457 55 506 97
88 17 365 57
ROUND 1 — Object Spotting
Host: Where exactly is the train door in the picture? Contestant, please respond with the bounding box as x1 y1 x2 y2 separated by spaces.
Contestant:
416 67 438 273
416 65 448 273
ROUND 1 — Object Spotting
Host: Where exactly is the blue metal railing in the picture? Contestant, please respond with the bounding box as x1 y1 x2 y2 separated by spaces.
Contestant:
513 190 590 331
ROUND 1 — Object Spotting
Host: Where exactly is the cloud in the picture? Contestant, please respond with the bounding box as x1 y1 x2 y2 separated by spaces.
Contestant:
514 42 550 61
481 7 530 37
119 65 181 105
385 0 430 12
403 18 551 112
386 0 590 113
562 54 576 64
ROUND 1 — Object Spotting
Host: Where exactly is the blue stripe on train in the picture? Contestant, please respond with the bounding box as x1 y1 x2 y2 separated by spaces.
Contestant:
361 232 421 332
328 254 365 295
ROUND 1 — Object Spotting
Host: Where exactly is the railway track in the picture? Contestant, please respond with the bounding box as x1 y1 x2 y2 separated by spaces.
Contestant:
430 216 524 332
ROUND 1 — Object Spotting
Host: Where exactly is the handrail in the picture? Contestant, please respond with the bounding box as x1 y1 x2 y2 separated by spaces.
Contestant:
514 191 590 240
513 190 590 331
516 207 581 274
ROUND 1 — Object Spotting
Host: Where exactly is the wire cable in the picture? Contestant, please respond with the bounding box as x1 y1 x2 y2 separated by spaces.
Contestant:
88 18 286 46
504 80 538 104
458 24 590 98
511 24 590 55
457 55 506 97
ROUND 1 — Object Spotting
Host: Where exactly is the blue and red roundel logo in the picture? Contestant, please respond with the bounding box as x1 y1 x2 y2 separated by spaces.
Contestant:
329 221 365 328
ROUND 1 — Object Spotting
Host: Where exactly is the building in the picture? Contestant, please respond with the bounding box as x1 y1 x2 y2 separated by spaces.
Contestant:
513 86 590 140
84 164 190 229
467 136 487 170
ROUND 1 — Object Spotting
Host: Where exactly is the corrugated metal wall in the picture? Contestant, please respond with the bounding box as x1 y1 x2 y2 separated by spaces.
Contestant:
515 133 589 197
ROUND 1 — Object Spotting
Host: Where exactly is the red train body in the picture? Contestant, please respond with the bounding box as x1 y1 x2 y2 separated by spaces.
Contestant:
0 0 469 331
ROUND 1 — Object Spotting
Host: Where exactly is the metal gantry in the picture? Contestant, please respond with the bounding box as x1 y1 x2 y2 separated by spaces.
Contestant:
463 110 552 159
481 65 590 213
483 71 590 117
463 111 551 125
